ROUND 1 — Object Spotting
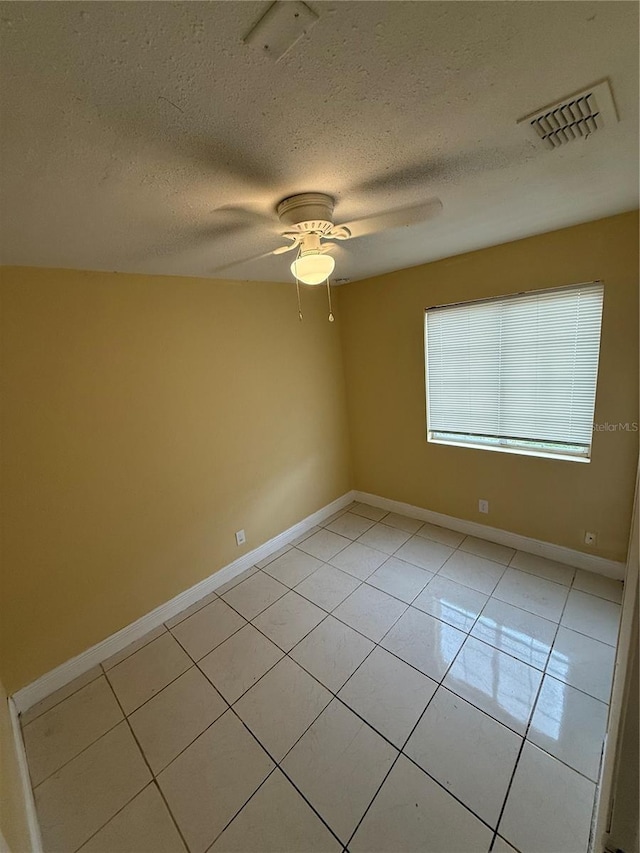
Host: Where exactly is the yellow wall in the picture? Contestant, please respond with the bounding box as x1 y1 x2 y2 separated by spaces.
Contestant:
0 679 32 853
339 212 639 563
0 268 351 692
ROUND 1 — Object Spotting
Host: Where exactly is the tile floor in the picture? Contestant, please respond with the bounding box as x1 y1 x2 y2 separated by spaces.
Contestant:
21 503 624 853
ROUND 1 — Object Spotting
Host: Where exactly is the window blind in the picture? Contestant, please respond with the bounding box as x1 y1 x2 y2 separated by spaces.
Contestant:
425 282 604 459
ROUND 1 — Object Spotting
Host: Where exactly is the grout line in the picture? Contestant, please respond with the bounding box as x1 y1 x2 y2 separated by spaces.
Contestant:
101 625 169 673
227 709 346 850
20 668 104 729
102 672 192 853
31 714 125 791
69 779 159 853
163 591 220 630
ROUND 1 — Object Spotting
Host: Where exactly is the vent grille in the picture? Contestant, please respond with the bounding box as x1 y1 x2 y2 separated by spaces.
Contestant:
519 80 618 149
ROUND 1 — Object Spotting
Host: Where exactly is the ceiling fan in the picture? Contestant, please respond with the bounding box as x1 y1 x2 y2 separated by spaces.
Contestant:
214 192 443 320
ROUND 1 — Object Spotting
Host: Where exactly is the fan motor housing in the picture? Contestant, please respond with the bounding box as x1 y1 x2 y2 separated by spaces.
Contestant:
277 193 335 232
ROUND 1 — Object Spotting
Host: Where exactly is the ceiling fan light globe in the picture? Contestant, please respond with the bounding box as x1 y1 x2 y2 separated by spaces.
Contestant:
290 252 335 285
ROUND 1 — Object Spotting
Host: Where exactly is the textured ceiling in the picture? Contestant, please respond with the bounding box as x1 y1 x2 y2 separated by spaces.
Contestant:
0 1 638 283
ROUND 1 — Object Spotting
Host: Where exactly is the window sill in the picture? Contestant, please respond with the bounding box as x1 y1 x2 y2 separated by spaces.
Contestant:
427 437 591 463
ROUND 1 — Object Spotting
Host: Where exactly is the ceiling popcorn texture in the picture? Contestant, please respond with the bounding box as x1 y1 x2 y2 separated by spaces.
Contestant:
0 1 638 283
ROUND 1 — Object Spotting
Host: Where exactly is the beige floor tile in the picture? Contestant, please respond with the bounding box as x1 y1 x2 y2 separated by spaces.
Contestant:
338 647 437 748
548 627 615 702
528 674 608 782
199 624 284 703
459 535 516 565
350 755 493 852
380 512 423 534
294 564 361 612
289 525 323 546
412 575 488 632
492 836 519 853
234 658 332 760
350 502 388 522
320 507 352 526
164 590 219 630
416 522 465 548
366 557 433 604
102 625 167 670
394 536 453 573
255 544 292 569
158 710 274 853
443 636 542 735
405 687 521 827
129 667 227 773
24 676 123 786
439 551 507 595
573 569 623 603
499 742 596 853
471 598 557 671
282 700 397 844
107 633 191 714
20 665 103 727
35 722 151 853
325 511 375 539
262 548 323 587
170 598 245 661
560 589 621 646
333 584 407 642
221 571 288 620
329 541 388 580
209 769 341 852
252 591 326 651
78 783 186 852
380 607 465 681
290 616 374 692
509 551 575 586
297 529 352 561
492 568 569 621
214 566 258 595
356 523 411 555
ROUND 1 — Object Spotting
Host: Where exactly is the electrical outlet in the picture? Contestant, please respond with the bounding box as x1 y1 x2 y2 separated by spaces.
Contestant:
584 531 597 546
478 499 489 514
235 529 246 546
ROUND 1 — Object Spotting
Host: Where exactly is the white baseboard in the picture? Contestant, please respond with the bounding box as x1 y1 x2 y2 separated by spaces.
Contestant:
354 491 626 580
8 696 43 853
12 491 356 714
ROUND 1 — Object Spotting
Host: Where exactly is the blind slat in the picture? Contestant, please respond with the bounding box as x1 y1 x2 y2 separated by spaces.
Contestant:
425 282 604 451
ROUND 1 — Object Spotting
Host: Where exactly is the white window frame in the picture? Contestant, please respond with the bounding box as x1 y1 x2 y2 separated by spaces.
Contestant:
424 282 604 463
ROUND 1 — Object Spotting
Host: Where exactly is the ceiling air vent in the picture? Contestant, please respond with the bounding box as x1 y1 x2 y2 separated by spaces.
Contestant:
518 79 618 149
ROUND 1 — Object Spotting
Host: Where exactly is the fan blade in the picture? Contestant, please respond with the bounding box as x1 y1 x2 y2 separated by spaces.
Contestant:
212 249 279 274
338 198 443 240
272 240 300 255
324 226 352 241
213 205 281 232
351 144 533 196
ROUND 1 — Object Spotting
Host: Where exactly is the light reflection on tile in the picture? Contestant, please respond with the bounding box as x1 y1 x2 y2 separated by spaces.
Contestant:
443 636 542 734
412 576 487 632
471 598 556 670
548 627 615 703
528 674 607 781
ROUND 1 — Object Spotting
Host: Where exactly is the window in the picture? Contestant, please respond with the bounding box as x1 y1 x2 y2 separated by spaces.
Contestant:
425 281 604 462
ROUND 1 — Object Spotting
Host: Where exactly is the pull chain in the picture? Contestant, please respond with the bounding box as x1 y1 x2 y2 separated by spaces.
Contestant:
326 277 334 323
296 277 303 321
